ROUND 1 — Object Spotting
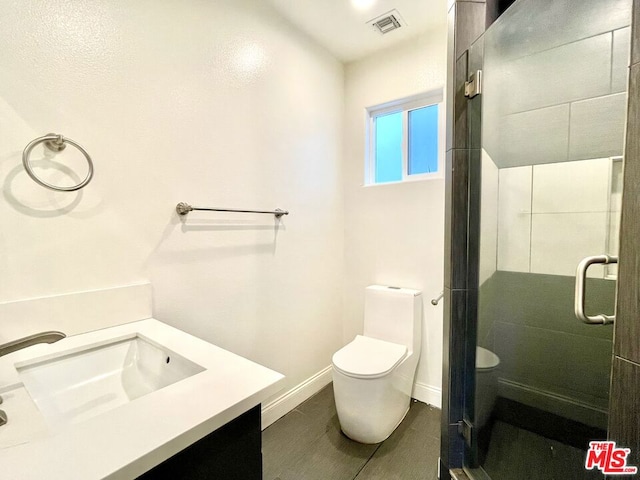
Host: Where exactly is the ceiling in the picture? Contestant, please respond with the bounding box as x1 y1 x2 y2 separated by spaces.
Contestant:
266 0 448 63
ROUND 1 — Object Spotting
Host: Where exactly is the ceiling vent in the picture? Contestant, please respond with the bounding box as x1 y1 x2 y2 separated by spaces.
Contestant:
367 10 406 35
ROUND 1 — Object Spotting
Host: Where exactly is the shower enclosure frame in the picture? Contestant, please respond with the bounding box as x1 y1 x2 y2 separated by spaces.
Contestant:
439 0 640 479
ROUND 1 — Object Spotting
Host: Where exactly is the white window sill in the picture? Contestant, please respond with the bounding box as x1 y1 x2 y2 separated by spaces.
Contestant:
363 174 444 187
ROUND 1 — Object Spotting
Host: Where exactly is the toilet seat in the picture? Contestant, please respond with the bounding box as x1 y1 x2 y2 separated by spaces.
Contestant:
332 335 407 379
476 346 500 371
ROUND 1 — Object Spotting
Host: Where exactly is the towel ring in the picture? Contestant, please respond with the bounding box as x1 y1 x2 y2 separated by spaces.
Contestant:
22 134 94 192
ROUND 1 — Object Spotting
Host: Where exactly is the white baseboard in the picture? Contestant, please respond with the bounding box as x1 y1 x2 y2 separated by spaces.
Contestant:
413 381 442 408
261 365 333 430
261 367 442 430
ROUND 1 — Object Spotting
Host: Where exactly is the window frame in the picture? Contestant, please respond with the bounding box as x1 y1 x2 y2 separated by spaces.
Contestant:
365 89 445 186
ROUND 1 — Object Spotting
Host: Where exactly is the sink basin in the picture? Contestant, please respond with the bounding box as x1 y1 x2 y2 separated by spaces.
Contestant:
16 334 205 430
0 319 285 480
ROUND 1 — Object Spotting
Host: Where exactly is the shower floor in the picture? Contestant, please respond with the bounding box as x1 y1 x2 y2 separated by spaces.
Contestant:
483 421 603 480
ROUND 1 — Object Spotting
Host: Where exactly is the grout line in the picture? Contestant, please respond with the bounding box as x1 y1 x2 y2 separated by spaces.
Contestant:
615 355 640 369
610 31 615 93
495 164 500 274
351 443 383 480
528 166 534 273
530 211 610 215
503 91 626 117
502 28 622 64
494 319 614 342
565 100 572 162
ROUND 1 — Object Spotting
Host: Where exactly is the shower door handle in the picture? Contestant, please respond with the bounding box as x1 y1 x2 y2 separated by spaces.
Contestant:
574 255 617 325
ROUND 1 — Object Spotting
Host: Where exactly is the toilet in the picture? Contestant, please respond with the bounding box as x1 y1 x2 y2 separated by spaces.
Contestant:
332 285 422 444
475 346 500 429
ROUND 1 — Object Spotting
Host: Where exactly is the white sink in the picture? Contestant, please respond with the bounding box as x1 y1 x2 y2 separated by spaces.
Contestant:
16 334 205 430
0 319 285 480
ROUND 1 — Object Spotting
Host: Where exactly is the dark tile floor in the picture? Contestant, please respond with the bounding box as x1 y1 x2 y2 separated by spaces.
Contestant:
263 385 605 480
262 384 441 480
482 421 603 480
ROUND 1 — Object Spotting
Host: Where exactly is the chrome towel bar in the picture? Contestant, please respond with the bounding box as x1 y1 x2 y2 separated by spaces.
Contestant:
176 202 289 218
431 291 444 306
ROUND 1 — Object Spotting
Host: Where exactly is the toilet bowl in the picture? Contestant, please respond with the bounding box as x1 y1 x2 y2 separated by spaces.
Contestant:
332 285 422 444
475 346 500 429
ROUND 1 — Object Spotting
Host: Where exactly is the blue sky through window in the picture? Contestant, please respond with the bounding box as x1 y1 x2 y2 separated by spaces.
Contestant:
408 105 438 175
375 111 402 183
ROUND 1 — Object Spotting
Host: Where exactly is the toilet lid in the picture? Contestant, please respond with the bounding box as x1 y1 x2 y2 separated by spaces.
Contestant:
332 335 407 379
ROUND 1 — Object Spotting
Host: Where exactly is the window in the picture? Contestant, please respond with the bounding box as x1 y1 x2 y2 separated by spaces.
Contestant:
365 90 443 185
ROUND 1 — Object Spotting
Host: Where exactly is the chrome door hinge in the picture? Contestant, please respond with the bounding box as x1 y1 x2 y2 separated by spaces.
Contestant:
465 70 482 98
457 418 473 448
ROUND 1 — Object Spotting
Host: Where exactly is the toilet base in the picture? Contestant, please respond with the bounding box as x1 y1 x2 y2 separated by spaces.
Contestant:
340 405 409 444
332 367 413 444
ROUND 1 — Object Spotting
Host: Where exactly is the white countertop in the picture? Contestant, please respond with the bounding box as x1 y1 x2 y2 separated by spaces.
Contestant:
0 318 285 479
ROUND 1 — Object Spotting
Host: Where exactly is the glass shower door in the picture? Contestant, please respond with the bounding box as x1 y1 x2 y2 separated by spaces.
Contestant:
472 0 632 477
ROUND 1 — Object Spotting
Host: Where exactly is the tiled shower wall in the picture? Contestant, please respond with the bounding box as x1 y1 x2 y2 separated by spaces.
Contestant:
478 271 614 428
477 155 621 430
483 1 630 169
496 158 621 277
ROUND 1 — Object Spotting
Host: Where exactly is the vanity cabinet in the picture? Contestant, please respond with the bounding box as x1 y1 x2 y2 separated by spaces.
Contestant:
137 405 262 480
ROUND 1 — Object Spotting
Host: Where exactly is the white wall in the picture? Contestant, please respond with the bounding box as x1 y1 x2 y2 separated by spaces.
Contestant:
343 29 447 406
0 0 344 404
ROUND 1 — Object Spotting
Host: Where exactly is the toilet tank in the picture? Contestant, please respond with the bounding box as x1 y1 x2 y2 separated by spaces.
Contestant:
363 285 422 354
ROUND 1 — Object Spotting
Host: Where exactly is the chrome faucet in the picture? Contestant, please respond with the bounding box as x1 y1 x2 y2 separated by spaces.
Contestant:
0 331 66 358
0 331 66 426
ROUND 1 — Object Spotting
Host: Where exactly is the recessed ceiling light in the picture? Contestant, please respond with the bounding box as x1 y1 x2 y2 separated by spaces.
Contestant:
351 0 377 10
